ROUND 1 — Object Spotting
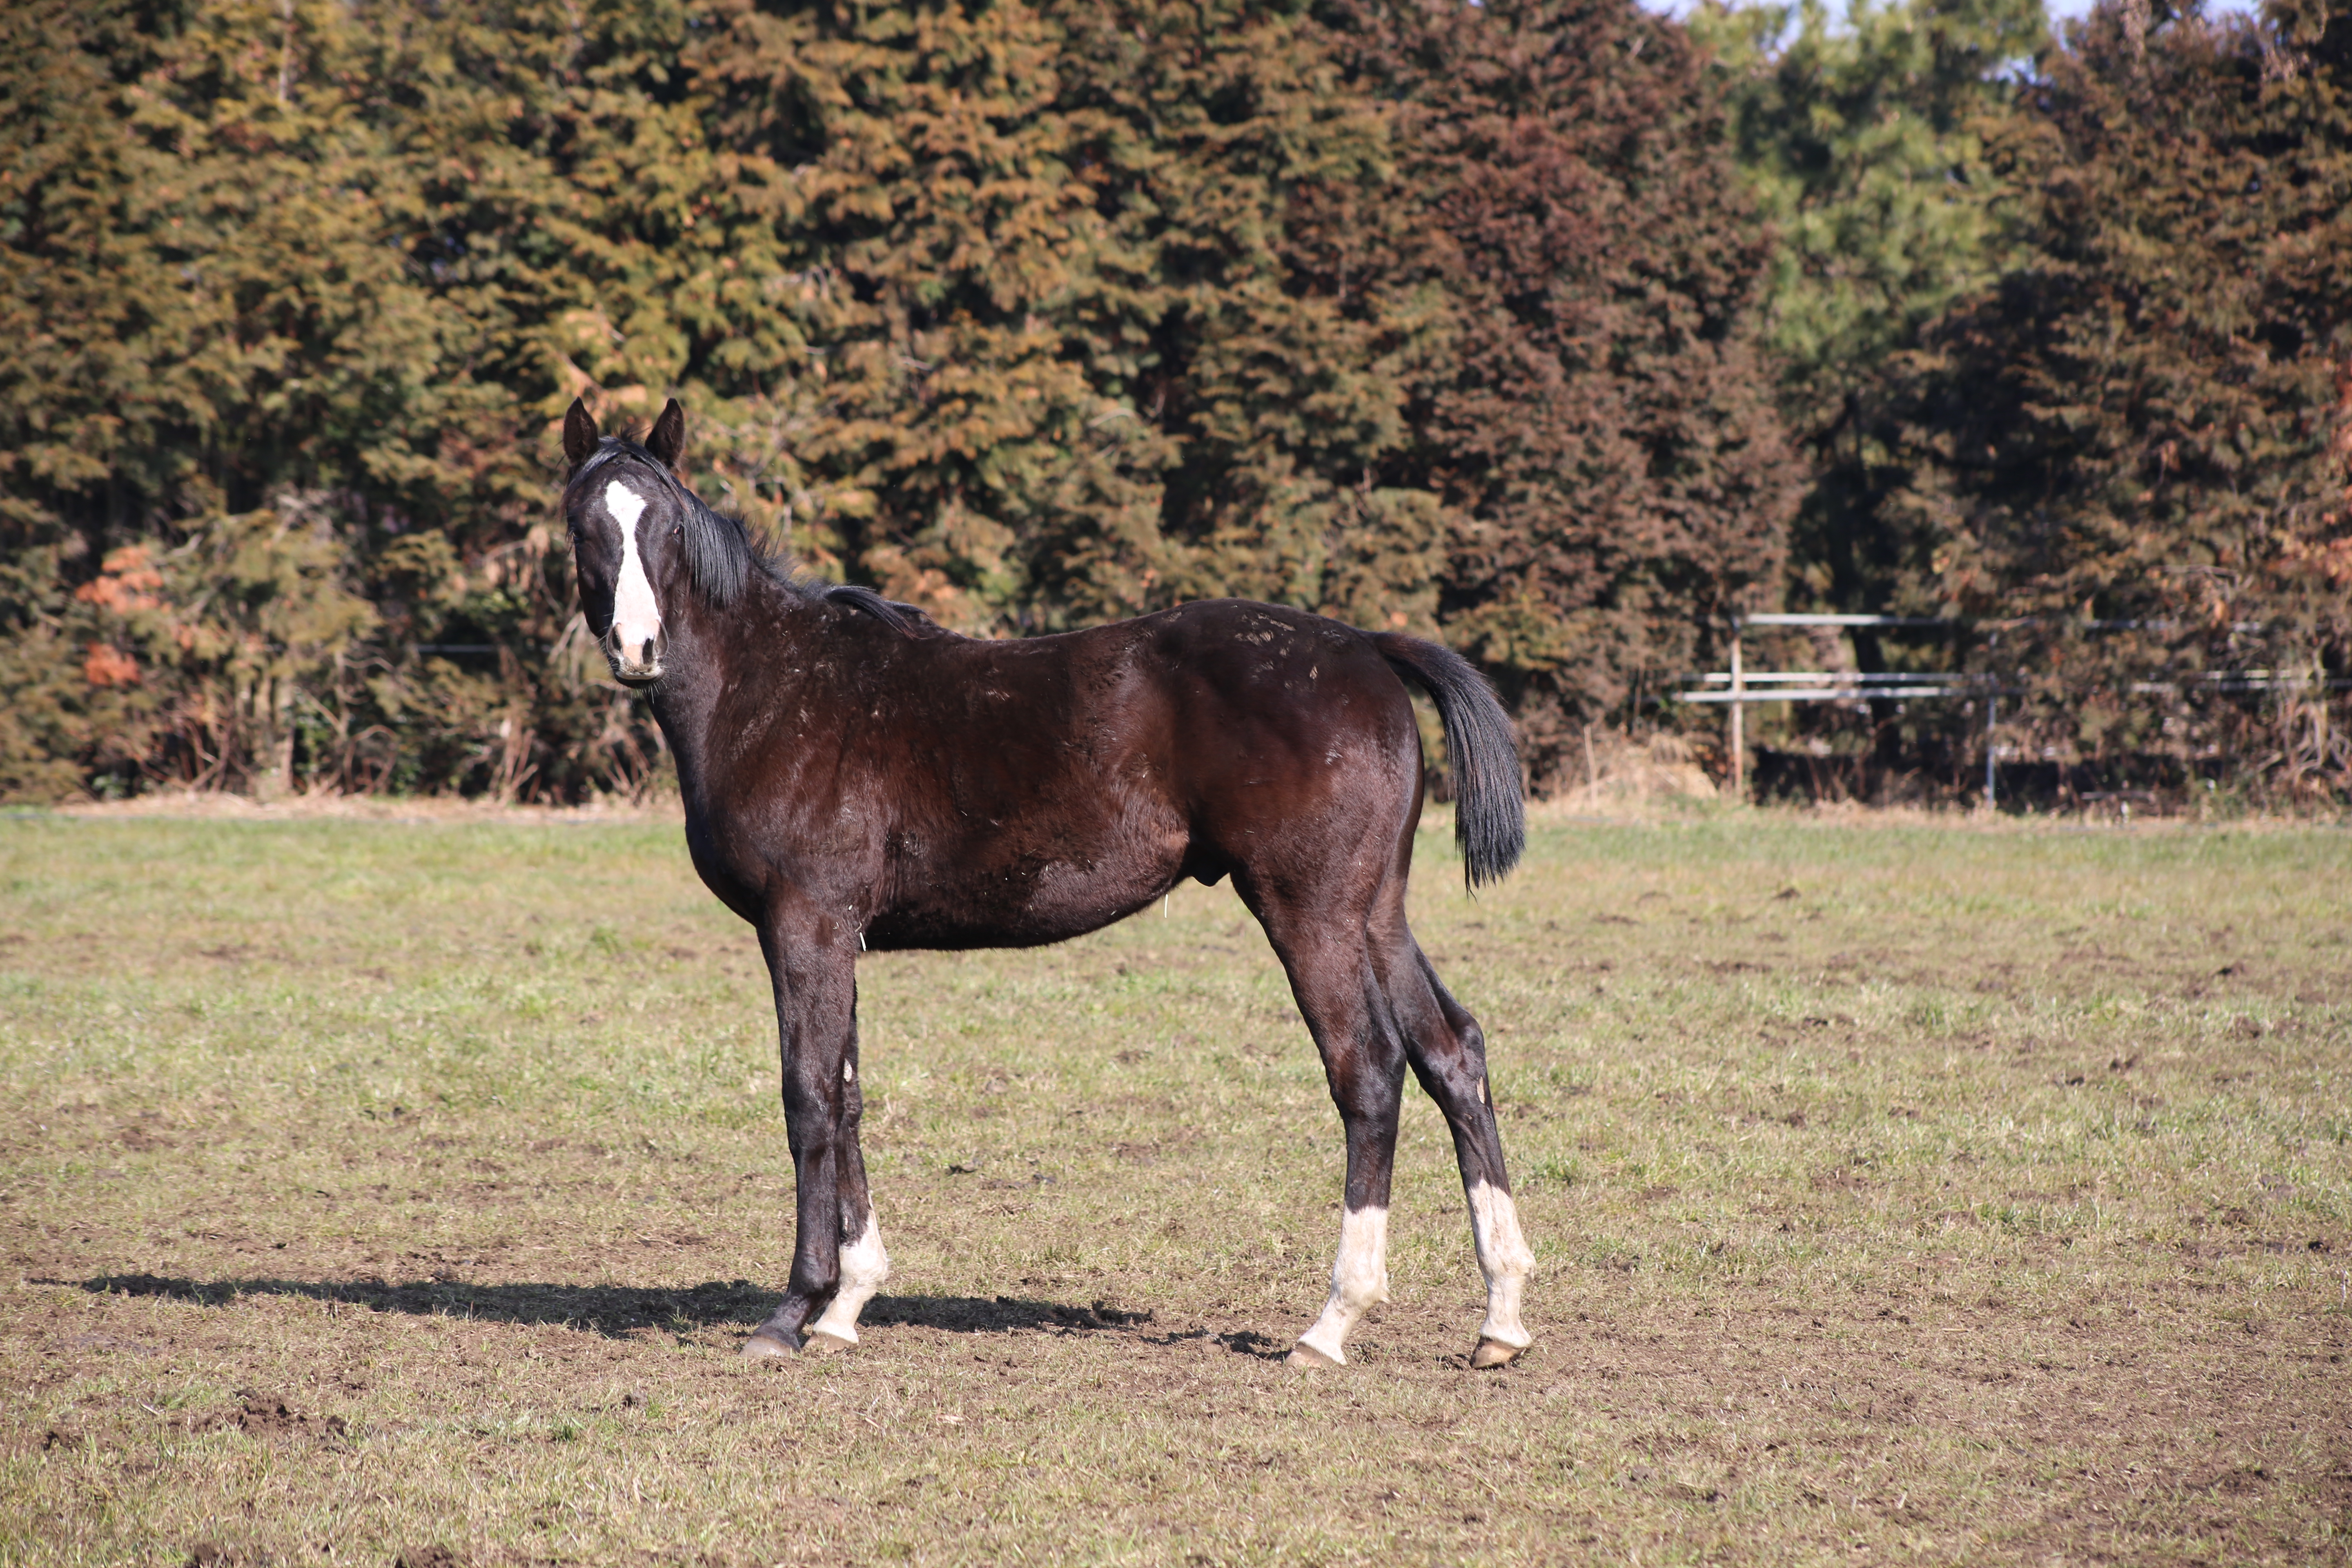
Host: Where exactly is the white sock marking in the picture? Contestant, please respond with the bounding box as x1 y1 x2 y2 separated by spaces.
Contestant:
806 1210 890 1345
603 480 661 664
1295 1204 1389 1365
1467 1180 1535 1350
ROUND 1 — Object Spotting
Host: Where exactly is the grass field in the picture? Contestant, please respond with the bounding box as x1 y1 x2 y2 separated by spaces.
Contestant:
2 806 2347 1566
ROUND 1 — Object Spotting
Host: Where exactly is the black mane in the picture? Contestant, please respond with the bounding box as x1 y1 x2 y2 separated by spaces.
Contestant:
567 439 943 637
820 583 949 638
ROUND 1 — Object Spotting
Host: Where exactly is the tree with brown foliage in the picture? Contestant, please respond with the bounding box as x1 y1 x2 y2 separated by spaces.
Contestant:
1895 0 2352 799
2 0 1796 801
1319 0 1801 782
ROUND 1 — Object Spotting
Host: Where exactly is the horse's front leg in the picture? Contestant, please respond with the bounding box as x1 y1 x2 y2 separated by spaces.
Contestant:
741 912 865 1359
804 997 889 1350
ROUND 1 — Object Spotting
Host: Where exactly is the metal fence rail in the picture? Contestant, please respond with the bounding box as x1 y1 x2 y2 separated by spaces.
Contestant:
1680 671 1988 702
1673 612 2336 804
1685 615 1988 799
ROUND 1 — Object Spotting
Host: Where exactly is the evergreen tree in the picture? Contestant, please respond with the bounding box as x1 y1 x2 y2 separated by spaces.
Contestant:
1041 0 1424 626
1 0 1801 800
1323 0 1802 780
688 0 1134 628
1693 0 2043 697
0 0 479 795
1896 0 2352 796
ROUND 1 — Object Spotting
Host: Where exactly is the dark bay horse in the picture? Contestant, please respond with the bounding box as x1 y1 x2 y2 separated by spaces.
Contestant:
559 398 1535 1370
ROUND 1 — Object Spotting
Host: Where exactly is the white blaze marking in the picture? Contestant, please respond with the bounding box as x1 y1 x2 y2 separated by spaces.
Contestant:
1467 1180 1535 1350
806 1210 891 1345
603 479 661 663
1294 1204 1390 1365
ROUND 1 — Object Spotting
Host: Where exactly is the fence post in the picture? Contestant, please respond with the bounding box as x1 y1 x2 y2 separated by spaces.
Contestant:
1730 619 1745 802
1984 690 1998 806
1983 631 1999 808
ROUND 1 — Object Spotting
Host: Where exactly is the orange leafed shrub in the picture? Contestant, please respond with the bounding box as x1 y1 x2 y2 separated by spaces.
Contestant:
72 546 165 612
82 644 140 688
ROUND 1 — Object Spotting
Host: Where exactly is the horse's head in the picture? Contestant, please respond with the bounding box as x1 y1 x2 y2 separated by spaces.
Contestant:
560 397 722 686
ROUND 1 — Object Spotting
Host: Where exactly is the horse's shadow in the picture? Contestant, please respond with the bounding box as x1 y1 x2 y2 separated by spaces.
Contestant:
62 1271 1164 1343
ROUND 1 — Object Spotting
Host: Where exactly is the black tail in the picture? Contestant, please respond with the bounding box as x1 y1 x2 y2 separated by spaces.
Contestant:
1371 632 1525 889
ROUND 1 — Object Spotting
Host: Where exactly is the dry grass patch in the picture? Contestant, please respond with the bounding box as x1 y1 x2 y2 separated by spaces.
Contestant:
2 810 2347 1565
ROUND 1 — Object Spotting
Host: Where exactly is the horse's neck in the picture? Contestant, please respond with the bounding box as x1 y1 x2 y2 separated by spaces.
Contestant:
646 580 822 809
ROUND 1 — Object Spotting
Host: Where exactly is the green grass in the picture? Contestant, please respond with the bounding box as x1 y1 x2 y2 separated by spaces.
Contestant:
2 809 2347 1565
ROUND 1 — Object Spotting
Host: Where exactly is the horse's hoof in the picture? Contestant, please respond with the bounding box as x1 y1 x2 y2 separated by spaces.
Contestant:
739 1331 797 1361
1470 1337 1523 1370
1286 1342 1343 1369
803 1327 856 1354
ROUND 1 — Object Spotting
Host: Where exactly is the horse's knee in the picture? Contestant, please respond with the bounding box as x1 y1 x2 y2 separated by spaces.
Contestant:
781 1089 850 1162
781 1061 844 1114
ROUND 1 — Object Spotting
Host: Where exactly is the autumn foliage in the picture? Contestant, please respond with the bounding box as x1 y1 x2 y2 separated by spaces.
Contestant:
1895 0 2352 798
2 0 2346 803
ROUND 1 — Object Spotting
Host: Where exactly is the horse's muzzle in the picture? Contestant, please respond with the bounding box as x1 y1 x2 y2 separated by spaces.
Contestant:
604 626 666 685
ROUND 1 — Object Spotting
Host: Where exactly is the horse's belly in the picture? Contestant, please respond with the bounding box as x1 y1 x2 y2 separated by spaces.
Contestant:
870 846 1183 951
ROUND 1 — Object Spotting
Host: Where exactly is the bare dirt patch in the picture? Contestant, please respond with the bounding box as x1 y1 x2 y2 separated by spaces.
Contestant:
2 813 2346 1564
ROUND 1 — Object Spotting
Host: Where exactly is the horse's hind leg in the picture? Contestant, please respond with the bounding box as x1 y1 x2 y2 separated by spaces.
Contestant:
1386 938 1535 1368
1289 960 1408 1370
805 1001 890 1350
1239 881 1409 1368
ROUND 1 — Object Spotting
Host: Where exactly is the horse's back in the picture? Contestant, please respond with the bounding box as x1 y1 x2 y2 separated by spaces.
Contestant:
878 597 1414 762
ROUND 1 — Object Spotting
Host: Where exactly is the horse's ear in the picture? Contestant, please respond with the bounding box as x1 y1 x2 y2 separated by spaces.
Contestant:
647 398 686 470
563 399 600 470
